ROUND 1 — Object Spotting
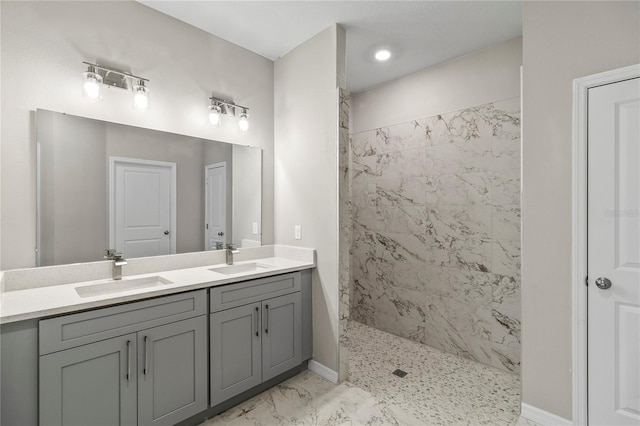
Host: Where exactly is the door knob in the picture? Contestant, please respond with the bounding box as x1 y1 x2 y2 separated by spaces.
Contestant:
218 232 224 236
595 277 612 289
164 230 170 235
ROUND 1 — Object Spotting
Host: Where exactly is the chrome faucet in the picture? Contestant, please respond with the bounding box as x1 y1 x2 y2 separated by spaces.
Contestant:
225 244 240 265
105 249 127 280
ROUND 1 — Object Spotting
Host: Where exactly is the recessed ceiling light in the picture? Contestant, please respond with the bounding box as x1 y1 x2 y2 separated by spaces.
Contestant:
375 49 391 61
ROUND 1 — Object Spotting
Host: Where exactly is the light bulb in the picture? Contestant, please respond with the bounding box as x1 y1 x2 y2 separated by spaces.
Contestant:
374 49 391 61
133 81 149 111
83 68 102 100
209 105 221 126
238 110 249 132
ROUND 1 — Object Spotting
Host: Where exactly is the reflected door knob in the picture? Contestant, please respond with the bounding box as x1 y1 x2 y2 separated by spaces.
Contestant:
595 277 612 289
164 230 170 235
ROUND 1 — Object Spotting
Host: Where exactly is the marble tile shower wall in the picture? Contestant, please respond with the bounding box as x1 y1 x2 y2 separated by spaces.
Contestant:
349 98 521 373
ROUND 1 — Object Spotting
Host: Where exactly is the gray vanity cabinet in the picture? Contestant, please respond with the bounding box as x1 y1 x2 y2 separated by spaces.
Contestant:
39 334 138 426
137 316 208 426
38 290 207 426
261 292 302 381
209 273 302 407
209 302 262 406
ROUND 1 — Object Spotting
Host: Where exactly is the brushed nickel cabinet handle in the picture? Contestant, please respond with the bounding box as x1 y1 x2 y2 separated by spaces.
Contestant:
143 336 148 376
255 306 259 337
126 340 131 381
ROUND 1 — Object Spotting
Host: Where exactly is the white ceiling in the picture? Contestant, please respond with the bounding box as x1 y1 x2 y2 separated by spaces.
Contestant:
139 1 522 93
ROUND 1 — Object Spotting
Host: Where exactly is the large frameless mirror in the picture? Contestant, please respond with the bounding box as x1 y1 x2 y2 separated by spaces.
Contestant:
36 109 262 267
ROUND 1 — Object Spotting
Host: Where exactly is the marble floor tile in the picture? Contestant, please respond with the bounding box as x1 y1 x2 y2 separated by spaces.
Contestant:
492 137 521 171
491 239 521 277
491 168 521 206
201 321 521 426
424 172 492 206
376 120 428 154
424 138 493 176
377 148 426 179
425 204 492 240
424 234 492 273
351 130 377 157
376 177 428 207
423 266 493 305
492 205 521 241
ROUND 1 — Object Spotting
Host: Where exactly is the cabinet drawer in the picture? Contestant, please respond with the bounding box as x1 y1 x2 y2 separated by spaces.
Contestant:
39 290 206 355
210 272 301 313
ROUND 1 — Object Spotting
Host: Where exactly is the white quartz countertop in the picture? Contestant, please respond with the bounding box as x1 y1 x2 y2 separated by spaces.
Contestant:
0 246 315 324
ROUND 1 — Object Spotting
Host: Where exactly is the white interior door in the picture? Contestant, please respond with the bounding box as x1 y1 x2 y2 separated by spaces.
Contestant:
205 162 227 250
110 158 176 259
588 77 640 426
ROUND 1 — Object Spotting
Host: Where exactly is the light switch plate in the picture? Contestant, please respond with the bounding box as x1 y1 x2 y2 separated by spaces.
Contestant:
295 225 302 240
252 222 258 235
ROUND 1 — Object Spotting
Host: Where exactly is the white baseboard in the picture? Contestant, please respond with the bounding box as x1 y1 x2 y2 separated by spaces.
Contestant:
521 403 573 426
308 359 339 384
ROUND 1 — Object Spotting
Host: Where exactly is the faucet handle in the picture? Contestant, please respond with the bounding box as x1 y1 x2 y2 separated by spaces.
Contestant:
226 243 240 254
105 249 124 260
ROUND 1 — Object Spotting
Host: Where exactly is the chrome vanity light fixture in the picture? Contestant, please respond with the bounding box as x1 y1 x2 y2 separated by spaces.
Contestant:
238 108 249 133
208 101 222 127
82 65 103 100
132 80 150 111
208 96 250 131
82 62 150 111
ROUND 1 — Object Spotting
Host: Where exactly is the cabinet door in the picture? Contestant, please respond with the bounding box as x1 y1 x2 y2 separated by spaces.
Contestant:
137 316 207 426
210 302 262 406
39 334 137 426
262 292 302 381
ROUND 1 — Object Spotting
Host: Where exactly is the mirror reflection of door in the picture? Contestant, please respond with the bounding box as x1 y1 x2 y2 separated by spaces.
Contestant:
205 162 227 250
109 157 176 258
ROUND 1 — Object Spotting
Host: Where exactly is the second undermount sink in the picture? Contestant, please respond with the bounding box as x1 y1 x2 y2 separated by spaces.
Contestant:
75 276 173 298
209 262 271 275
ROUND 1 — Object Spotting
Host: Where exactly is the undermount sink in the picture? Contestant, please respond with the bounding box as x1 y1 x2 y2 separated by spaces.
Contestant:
75 276 173 298
209 262 271 275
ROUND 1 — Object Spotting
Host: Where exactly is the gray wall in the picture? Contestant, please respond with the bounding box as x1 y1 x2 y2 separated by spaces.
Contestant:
39 112 108 266
274 25 345 373
233 145 262 247
1 1 274 270
521 1 640 419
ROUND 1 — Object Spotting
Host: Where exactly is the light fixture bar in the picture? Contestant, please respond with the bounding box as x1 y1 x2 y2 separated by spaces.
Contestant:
208 96 249 114
82 62 149 83
208 96 250 131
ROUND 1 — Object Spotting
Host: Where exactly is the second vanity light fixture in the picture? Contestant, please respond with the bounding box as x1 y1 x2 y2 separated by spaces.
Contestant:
82 62 150 111
209 96 250 132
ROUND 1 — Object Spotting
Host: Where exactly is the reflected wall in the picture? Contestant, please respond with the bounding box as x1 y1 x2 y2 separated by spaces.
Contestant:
37 110 261 266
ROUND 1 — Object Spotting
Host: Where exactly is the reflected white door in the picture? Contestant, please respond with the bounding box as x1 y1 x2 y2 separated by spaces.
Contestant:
588 77 640 426
110 157 176 258
205 162 226 250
